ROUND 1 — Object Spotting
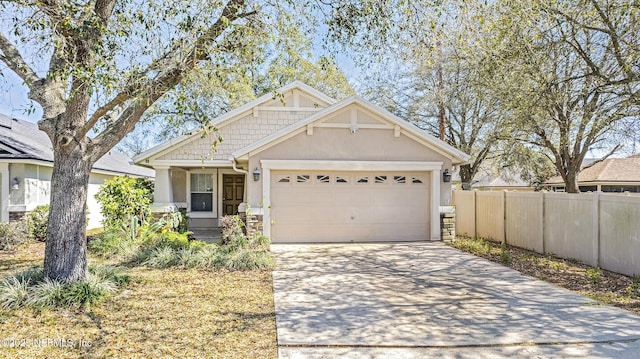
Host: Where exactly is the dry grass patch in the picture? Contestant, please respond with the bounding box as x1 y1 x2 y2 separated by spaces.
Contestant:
0 243 277 358
449 237 640 315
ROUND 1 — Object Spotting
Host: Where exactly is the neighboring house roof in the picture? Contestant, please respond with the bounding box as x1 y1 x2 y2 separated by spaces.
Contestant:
0 113 154 177
546 155 640 185
231 95 471 165
472 173 530 188
133 81 337 164
450 168 531 188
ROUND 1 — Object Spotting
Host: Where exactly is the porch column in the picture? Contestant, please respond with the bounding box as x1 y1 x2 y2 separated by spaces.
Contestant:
431 169 441 240
262 166 271 237
151 166 176 213
0 163 8 222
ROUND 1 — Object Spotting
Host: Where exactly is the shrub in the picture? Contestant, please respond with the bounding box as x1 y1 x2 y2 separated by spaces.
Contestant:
220 250 275 271
96 176 153 228
0 220 32 251
26 278 65 308
142 247 180 268
627 275 640 297
27 205 49 242
586 267 602 284
90 214 273 271
220 215 245 246
88 229 141 260
0 276 31 309
0 265 129 310
61 274 117 309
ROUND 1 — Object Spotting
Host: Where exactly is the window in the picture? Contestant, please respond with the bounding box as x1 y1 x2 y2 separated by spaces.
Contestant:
394 176 406 184
375 175 387 183
601 185 639 193
336 176 348 183
412 177 424 184
297 175 310 183
357 176 369 183
579 186 597 192
278 176 290 183
317 175 330 183
190 173 213 212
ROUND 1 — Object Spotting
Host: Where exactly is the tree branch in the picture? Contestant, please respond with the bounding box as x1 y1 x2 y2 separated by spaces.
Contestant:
88 0 253 161
0 32 41 86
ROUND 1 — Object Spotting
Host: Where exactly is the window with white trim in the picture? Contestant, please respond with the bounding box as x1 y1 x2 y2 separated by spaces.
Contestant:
190 173 213 212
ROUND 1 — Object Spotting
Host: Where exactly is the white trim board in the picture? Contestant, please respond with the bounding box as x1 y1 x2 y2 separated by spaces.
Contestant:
261 160 443 171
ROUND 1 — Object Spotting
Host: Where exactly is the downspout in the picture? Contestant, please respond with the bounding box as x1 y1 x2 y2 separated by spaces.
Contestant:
228 156 249 207
229 156 248 175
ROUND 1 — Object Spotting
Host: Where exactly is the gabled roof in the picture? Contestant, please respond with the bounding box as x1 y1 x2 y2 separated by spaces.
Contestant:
546 155 640 184
232 95 471 165
0 113 154 177
133 81 337 164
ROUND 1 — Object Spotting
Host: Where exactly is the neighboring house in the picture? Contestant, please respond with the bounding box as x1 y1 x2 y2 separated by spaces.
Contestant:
545 154 640 193
451 169 534 191
0 114 155 228
134 82 470 243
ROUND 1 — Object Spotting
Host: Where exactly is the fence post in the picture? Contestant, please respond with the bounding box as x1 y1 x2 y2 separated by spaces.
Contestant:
593 191 600 268
503 190 508 245
473 190 478 239
542 191 547 255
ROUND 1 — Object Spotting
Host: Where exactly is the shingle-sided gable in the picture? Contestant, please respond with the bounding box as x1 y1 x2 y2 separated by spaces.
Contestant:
144 85 333 163
156 110 317 161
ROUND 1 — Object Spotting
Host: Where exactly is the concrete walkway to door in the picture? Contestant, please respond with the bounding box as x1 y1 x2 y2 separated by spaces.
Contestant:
272 242 640 358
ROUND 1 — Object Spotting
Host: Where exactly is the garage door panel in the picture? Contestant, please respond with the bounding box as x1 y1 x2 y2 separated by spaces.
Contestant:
271 223 429 243
271 170 430 243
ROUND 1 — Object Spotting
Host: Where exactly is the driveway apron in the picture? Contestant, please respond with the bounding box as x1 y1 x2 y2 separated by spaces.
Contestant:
272 242 640 358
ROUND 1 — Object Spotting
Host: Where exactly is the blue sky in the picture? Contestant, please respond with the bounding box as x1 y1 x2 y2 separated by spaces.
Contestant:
0 70 42 122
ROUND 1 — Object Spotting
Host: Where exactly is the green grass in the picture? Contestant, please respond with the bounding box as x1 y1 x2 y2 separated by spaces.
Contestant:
586 267 602 284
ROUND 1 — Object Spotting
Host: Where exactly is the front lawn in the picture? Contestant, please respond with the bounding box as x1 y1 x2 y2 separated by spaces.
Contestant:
0 242 277 358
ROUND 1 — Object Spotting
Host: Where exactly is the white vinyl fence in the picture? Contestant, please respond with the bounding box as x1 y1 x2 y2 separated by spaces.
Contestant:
452 190 640 276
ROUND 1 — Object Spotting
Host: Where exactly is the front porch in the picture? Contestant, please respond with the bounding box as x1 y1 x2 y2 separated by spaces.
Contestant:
152 166 248 230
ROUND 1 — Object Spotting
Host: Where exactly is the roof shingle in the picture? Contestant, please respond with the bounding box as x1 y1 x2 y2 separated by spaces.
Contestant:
0 114 154 177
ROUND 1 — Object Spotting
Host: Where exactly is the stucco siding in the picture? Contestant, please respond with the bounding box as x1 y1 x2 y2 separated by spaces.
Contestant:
9 163 25 205
248 127 452 207
87 173 112 229
171 169 187 203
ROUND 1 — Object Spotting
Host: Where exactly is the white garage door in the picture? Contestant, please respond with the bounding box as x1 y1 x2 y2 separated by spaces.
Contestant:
270 170 430 243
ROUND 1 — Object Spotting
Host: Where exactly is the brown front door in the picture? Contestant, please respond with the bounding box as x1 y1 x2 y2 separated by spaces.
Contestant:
223 174 244 215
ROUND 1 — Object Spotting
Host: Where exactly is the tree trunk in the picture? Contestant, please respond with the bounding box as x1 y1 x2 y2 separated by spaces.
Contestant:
565 168 580 193
43 144 93 283
459 164 474 189
437 62 446 141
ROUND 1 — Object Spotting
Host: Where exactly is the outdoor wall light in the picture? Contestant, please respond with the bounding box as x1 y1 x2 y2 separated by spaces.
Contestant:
11 177 19 189
253 167 261 181
443 169 452 183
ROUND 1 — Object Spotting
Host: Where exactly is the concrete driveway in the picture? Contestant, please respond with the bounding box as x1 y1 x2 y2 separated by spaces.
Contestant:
272 242 640 358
